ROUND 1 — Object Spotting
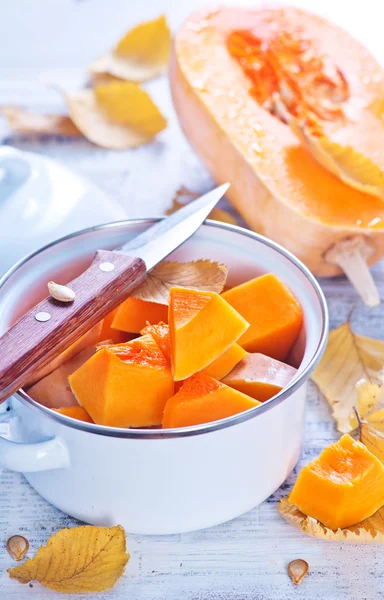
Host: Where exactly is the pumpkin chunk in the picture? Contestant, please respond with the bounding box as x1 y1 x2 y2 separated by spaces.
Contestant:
111 297 168 333
222 274 302 360
202 344 247 380
69 335 174 427
222 353 297 401
162 372 261 428
55 406 94 423
169 287 249 381
99 308 133 343
141 322 171 360
288 434 384 529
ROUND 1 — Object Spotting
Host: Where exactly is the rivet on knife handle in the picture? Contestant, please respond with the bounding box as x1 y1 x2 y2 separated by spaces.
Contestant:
0 250 146 403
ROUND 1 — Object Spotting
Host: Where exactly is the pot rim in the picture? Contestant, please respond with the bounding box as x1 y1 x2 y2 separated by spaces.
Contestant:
2 218 328 439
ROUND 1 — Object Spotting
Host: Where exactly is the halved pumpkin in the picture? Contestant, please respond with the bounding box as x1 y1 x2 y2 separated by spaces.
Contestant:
171 6 384 276
162 372 261 428
222 353 297 402
69 334 174 427
169 287 249 380
288 434 384 529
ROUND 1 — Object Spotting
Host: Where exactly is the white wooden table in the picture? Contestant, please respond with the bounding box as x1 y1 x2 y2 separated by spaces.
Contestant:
1 1 384 598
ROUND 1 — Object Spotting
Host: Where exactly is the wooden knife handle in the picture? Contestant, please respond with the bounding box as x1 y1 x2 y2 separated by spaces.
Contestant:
0 250 146 402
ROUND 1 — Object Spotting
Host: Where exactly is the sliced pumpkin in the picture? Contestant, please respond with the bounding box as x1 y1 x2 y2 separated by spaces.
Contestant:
202 343 247 380
55 406 94 423
222 274 302 360
168 287 249 381
140 322 170 360
111 297 168 333
162 372 261 428
171 6 384 276
288 434 384 530
99 308 133 343
69 335 174 427
222 353 297 401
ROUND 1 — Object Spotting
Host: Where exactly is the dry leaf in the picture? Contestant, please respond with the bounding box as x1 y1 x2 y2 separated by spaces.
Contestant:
291 119 384 200
166 186 238 226
1 107 81 137
353 380 384 463
90 15 171 82
8 525 129 593
311 320 384 432
132 260 228 305
66 81 166 149
279 498 384 543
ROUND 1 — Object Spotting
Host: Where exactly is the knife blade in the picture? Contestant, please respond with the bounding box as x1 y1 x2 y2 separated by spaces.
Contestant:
0 183 230 402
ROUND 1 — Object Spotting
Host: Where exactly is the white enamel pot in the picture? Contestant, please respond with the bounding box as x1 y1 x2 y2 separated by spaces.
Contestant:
0 220 328 535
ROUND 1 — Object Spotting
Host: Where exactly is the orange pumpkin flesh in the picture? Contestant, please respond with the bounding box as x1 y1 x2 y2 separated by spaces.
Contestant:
112 297 168 333
202 343 247 380
141 322 171 360
162 372 261 428
55 406 94 423
289 434 384 529
142 322 246 380
99 308 133 343
69 335 174 427
222 274 302 360
223 353 297 402
171 6 384 276
169 287 249 381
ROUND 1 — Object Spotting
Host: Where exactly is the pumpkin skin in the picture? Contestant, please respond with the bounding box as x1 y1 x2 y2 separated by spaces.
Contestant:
222 274 303 360
168 287 249 381
222 353 297 402
162 372 261 428
170 6 384 276
69 335 174 427
289 434 384 529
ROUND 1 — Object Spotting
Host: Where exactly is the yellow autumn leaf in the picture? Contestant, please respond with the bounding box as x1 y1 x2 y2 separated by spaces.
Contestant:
311 320 384 433
278 498 384 543
66 81 167 149
131 260 228 305
90 15 171 82
1 106 81 137
166 186 238 226
352 380 384 463
290 119 384 200
8 525 129 593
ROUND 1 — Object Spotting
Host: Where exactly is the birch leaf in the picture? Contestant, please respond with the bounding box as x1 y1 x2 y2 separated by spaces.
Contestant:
311 321 384 433
90 15 171 82
1 107 81 137
66 81 166 149
8 525 129 593
290 120 384 200
132 260 228 305
279 498 384 543
166 187 238 226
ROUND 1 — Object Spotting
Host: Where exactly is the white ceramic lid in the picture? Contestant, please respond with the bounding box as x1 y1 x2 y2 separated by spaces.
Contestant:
0 146 126 276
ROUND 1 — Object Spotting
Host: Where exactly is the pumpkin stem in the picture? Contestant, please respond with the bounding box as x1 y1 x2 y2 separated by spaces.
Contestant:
325 236 380 307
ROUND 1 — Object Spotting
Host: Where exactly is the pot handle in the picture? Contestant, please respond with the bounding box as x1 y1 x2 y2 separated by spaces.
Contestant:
0 400 70 473
0 146 31 205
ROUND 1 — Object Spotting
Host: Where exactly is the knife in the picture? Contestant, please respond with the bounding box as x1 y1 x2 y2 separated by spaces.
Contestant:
0 183 230 402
